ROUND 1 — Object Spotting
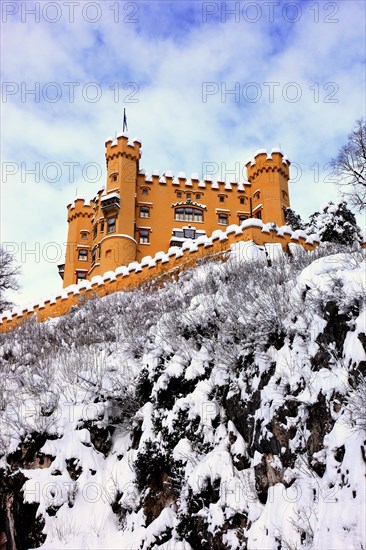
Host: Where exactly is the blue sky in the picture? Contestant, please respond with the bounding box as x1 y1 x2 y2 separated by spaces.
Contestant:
1 0 365 307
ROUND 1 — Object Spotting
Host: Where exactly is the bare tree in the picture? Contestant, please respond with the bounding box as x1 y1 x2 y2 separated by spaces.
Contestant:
0 246 20 312
330 119 366 212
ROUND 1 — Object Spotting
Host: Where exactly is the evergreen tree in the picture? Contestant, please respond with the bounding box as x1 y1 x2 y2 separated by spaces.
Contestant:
307 201 362 245
285 208 305 231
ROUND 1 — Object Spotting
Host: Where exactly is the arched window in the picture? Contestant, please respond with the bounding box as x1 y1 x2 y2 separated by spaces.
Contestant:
175 207 203 222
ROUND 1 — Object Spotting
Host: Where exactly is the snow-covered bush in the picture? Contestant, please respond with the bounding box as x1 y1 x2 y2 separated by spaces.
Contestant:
0 243 365 549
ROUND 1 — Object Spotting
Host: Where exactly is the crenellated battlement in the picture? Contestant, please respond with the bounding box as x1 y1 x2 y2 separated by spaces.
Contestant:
137 170 251 193
105 133 141 162
67 198 94 222
246 148 290 181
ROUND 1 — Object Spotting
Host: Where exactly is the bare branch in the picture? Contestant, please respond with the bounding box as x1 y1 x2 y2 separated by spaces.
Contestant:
330 119 366 212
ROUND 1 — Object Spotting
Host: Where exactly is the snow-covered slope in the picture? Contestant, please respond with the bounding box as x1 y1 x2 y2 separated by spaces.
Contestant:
0 244 365 549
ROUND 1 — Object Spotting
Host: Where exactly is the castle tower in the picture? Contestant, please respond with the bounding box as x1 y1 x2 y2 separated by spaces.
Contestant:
246 149 290 225
87 134 141 277
62 199 93 287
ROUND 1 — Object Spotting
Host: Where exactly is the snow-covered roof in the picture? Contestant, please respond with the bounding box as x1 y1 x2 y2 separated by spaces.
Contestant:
100 192 120 202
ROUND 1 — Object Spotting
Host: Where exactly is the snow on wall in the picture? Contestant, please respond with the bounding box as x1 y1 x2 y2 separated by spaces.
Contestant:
0 220 320 331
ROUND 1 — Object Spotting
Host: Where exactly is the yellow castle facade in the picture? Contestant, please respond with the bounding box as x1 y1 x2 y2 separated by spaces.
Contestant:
60 133 291 287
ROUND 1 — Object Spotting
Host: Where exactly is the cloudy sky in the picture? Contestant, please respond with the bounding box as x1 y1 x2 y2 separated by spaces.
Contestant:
1 0 365 307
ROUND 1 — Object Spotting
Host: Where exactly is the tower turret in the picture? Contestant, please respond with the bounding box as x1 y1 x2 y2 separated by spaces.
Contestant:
105 133 141 235
63 198 93 287
87 134 142 277
246 148 291 225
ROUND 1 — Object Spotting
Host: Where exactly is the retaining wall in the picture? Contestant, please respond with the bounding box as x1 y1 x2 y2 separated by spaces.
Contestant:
0 221 319 333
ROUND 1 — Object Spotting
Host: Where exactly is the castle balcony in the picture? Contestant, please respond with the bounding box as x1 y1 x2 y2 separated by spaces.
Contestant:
57 264 65 280
100 192 120 214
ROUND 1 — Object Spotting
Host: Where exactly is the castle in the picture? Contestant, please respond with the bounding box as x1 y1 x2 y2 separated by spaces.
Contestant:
59 132 291 287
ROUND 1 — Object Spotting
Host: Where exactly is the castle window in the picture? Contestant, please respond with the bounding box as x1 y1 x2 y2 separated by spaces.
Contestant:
175 208 182 220
76 271 87 283
142 188 149 196
111 174 118 183
240 197 245 205
253 191 261 200
256 210 262 220
93 224 98 239
139 230 150 244
100 220 105 232
218 213 228 225
91 246 97 265
58 264 65 280
177 191 182 198
193 209 203 222
81 232 88 240
107 216 116 233
175 207 203 222
282 190 288 200
184 228 196 239
140 206 150 218
196 193 201 200
219 196 225 203
78 249 88 261
238 215 248 223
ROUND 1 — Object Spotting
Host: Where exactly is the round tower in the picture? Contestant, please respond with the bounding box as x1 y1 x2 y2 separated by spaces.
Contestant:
63 198 93 287
89 134 142 276
246 149 291 225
